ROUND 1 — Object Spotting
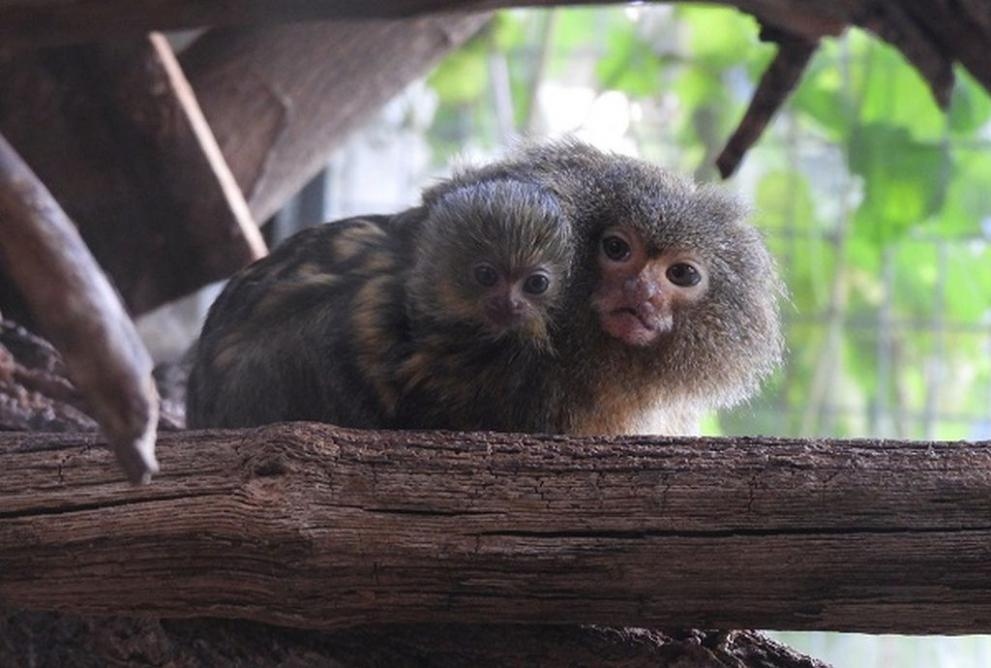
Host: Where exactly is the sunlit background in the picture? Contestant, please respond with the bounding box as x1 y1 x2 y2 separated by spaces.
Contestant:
143 7 991 665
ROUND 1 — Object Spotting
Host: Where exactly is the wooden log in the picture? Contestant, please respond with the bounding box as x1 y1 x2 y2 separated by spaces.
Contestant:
0 134 158 483
0 615 831 668
2 424 991 634
0 35 265 316
181 13 492 223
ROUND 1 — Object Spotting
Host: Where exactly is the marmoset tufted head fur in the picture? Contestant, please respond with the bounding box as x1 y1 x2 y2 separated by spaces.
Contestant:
409 178 575 351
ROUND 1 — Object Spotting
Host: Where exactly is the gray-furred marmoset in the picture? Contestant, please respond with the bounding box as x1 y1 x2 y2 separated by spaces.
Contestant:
187 140 784 435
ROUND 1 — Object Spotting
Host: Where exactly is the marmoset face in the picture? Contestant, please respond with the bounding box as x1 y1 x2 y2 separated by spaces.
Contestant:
591 225 709 347
411 179 574 348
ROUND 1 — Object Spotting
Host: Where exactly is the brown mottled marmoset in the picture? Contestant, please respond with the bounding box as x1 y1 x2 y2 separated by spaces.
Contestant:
186 177 576 430
187 141 783 435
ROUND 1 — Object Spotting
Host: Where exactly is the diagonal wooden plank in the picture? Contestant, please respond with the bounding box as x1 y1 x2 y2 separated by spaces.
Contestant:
0 35 266 315
182 14 492 223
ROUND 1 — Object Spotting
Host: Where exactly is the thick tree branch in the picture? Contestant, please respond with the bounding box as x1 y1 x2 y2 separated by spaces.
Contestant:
0 135 158 483
0 0 844 48
855 1 954 109
717 31 818 178
1 1 984 181
2 425 991 634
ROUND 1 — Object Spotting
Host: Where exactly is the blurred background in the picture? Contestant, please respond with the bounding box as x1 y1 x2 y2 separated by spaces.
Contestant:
138 7 991 664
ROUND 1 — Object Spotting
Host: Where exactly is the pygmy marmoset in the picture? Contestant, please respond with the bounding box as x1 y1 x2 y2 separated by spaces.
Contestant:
186 176 576 431
187 141 784 436
416 140 784 434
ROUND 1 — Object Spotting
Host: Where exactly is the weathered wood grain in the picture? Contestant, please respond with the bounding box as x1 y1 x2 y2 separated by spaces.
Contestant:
2 424 990 634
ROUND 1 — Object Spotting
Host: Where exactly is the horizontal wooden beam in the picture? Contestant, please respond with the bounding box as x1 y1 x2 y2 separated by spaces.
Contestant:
2 425 990 634
0 1 846 48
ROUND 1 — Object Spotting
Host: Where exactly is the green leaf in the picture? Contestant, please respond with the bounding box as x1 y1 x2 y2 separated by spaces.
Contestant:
490 11 527 51
848 123 953 243
930 148 991 237
755 170 835 314
547 8 629 79
948 68 991 136
677 6 760 69
673 67 723 109
891 241 938 319
595 20 662 97
944 244 991 324
552 8 611 49
791 47 848 137
856 36 945 141
428 38 488 105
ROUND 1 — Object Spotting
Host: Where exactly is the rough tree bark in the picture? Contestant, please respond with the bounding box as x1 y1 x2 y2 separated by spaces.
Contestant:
0 616 829 667
0 321 97 432
3 424 991 635
0 324 828 667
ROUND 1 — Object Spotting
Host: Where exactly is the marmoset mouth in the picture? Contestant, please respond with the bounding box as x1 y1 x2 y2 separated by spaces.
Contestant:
484 309 527 332
602 306 670 347
613 307 655 329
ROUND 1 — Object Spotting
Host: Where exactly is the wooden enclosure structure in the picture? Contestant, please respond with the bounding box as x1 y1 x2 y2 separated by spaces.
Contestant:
1 1 991 666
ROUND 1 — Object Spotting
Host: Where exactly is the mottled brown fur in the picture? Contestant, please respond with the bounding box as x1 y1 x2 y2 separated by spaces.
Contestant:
186 180 575 431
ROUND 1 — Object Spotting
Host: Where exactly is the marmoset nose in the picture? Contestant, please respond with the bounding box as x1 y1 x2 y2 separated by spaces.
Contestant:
485 294 525 326
624 275 659 303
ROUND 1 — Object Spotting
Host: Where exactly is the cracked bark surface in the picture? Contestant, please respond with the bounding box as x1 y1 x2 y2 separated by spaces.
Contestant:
0 320 833 666
1 424 989 635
